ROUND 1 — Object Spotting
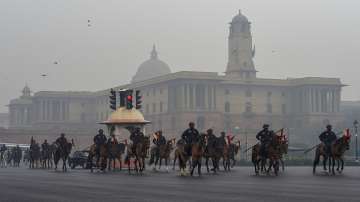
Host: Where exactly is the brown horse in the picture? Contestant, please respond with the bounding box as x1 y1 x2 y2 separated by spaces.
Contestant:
151 139 175 172
125 135 150 174
190 134 206 176
107 142 126 171
313 143 329 174
173 139 190 176
251 143 261 175
330 134 350 175
225 141 240 169
87 144 108 172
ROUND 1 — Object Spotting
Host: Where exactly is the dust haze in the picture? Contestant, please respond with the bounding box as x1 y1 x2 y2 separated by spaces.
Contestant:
1 0 359 112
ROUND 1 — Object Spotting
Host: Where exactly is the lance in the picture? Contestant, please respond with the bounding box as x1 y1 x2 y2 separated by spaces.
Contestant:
242 128 284 153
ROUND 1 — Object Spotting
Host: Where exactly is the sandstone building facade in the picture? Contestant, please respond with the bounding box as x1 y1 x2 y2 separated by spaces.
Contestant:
8 11 344 145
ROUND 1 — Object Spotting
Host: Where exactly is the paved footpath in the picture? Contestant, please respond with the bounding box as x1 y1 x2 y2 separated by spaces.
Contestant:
0 166 359 202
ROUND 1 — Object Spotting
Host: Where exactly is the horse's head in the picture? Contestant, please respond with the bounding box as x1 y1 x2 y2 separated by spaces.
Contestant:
341 129 351 150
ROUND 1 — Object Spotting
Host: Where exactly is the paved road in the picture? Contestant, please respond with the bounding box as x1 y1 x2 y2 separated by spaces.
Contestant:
0 166 359 202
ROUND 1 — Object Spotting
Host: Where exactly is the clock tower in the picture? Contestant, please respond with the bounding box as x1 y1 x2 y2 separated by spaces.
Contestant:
225 10 256 79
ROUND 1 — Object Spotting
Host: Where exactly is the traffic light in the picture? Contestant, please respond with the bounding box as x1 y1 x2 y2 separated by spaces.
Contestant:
109 88 116 110
135 90 142 109
119 89 126 107
126 90 133 109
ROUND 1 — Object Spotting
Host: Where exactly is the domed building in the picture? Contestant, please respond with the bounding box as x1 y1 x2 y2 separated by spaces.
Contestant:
131 45 171 83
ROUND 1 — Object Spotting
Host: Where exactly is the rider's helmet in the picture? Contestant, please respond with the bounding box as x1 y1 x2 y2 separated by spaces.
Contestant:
189 122 195 128
220 131 226 137
158 130 163 136
263 124 270 129
60 133 65 138
207 128 213 134
98 129 104 134
326 124 332 130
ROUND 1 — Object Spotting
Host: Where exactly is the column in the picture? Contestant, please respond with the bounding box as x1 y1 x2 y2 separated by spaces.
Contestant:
204 85 208 110
183 84 188 110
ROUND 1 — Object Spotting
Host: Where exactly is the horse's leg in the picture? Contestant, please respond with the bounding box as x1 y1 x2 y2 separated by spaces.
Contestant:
198 159 202 176
331 157 335 175
323 156 327 171
190 159 195 176
173 154 177 170
313 153 320 174
165 158 169 172
128 157 131 174
159 158 162 170
205 157 210 173
341 158 344 172
280 158 285 171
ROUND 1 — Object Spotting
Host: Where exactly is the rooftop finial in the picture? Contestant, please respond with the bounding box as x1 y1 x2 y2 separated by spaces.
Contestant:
150 44 158 59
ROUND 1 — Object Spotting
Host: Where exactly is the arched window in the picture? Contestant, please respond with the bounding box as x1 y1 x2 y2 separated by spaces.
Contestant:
225 102 230 113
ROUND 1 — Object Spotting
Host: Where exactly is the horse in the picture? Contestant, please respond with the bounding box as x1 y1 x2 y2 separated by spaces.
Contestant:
125 135 150 174
23 149 30 166
329 134 350 175
204 136 225 173
12 147 22 167
265 134 282 176
173 139 191 176
41 146 53 169
0 148 6 168
150 139 175 172
190 134 206 176
87 144 108 172
225 141 240 169
29 143 41 169
313 143 331 175
54 142 73 172
251 143 262 175
107 142 126 171
278 139 288 171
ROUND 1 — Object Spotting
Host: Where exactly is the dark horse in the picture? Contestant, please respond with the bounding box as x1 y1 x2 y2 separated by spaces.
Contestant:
107 142 126 171
173 139 191 176
204 136 225 173
329 134 350 175
224 141 240 170
41 145 54 169
87 144 108 172
54 142 73 172
29 143 41 169
125 135 150 174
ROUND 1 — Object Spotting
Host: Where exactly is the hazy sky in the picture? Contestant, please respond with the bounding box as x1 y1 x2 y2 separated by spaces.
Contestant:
1 0 359 112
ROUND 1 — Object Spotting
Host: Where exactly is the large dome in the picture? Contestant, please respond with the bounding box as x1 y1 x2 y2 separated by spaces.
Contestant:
131 45 171 83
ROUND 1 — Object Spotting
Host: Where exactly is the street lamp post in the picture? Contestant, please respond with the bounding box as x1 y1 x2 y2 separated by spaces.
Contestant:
354 120 359 162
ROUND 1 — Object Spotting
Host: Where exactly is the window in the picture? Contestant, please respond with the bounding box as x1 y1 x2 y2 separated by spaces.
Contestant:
160 102 163 113
160 88 163 94
245 102 252 113
225 102 230 113
282 104 286 114
267 92 272 97
152 103 156 113
225 89 230 95
267 103 272 113
281 92 286 97
246 89 252 97
146 91 150 96
153 88 156 96
145 104 149 114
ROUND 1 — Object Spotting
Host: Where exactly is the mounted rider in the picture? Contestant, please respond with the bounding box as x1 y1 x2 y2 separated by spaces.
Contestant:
181 122 200 156
0 144 6 152
319 124 337 156
206 129 217 146
256 124 275 158
41 140 49 152
130 127 145 153
94 129 107 156
56 133 69 149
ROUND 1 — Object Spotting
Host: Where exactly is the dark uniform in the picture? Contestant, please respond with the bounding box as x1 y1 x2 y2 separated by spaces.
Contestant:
56 134 68 145
41 140 49 152
94 129 107 156
256 124 274 158
319 125 337 156
153 131 166 159
206 129 217 147
181 122 200 156
130 127 144 152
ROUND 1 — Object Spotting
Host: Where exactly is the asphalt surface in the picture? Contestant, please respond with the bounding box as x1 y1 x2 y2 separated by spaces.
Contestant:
0 166 360 202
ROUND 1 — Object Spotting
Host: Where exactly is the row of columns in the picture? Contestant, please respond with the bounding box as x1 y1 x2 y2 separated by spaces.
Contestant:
36 100 70 121
298 87 340 113
9 106 31 125
181 84 217 111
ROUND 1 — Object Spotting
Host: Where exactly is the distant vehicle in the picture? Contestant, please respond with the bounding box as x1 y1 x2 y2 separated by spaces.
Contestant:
68 150 89 169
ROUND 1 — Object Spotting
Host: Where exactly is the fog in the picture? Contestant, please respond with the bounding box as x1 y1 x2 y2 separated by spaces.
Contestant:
0 0 359 112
